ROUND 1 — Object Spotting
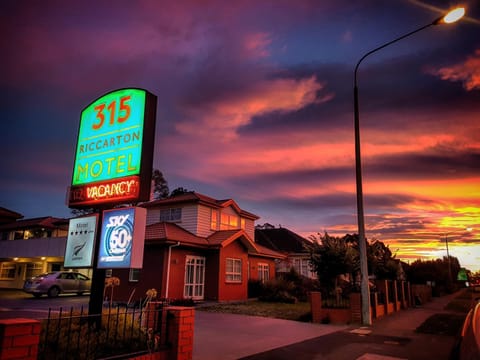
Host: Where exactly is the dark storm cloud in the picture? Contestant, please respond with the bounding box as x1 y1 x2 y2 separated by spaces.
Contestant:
365 146 480 180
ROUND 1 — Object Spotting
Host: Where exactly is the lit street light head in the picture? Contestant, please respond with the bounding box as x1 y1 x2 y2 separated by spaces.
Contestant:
433 7 465 25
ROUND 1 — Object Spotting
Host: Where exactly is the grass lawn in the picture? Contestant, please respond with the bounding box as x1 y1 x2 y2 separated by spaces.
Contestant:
198 301 312 322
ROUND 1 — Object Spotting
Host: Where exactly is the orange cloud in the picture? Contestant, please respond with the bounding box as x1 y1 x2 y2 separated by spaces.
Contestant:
176 75 333 139
430 48 480 90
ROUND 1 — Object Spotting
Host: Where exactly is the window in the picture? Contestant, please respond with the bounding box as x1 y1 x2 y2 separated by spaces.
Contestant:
160 208 182 222
225 258 242 282
184 256 205 299
240 218 246 230
293 258 312 277
211 209 218 230
50 263 62 272
26 263 43 279
257 263 270 283
76 273 90 281
220 213 239 230
0 263 15 280
129 269 141 282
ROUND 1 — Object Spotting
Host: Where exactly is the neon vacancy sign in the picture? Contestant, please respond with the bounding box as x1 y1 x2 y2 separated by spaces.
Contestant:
68 88 156 208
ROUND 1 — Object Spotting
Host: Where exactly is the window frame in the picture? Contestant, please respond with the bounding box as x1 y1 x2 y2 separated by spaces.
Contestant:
160 208 182 222
129 268 141 282
220 213 239 230
26 262 43 279
0 263 16 280
210 209 218 230
257 263 270 283
225 258 242 283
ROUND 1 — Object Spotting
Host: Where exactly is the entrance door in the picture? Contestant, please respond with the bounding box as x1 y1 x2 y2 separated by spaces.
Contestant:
184 256 205 300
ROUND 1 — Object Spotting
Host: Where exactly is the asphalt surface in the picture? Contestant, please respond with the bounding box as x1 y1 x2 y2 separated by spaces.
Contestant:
193 292 464 360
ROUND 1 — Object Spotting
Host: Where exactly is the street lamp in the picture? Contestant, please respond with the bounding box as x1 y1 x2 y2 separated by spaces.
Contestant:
353 7 464 326
444 233 452 282
443 227 472 283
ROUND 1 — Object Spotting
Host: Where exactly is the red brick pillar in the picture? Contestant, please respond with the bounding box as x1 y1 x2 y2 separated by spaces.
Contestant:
350 293 362 324
0 318 41 360
309 292 322 323
167 306 194 360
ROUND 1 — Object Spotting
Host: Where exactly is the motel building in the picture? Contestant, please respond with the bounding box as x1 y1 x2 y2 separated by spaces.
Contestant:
0 192 285 302
0 208 91 289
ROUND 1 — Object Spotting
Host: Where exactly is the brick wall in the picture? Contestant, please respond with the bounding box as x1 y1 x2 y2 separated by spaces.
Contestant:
166 307 195 360
0 318 40 360
310 292 361 324
0 306 194 360
129 306 195 360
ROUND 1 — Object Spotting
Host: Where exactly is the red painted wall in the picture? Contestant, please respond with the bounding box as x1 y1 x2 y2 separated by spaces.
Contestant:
111 240 279 303
218 241 248 301
111 245 168 303
204 251 219 300
248 256 276 282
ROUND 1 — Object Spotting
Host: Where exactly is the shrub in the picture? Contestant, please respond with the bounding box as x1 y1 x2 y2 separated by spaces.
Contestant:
248 279 265 298
258 278 297 303
279 269 321 302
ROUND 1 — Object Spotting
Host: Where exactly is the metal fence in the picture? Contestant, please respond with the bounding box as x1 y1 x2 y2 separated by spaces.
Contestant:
38 302 168 360
321 295 350 309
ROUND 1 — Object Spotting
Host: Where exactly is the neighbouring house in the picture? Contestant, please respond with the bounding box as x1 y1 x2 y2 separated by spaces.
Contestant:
0 214 71 289
111 192 285 303
255 224 317 279
0 207 23 224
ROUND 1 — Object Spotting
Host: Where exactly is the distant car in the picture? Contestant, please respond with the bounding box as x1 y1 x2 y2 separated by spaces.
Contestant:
23 271 91 298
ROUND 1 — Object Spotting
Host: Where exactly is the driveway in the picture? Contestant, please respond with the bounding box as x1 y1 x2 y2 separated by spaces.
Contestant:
193 311 348 360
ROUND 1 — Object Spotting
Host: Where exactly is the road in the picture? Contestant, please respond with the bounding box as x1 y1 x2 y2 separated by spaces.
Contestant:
0 289 90 319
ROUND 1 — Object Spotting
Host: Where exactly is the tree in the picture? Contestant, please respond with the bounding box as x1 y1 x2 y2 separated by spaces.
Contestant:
308 233 357 294
151 169 169 200
368 240 400 280
405 256 461 294
169 187 189 197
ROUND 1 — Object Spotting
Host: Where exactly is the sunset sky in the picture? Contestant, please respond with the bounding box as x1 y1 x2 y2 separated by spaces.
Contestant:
1 1 479 271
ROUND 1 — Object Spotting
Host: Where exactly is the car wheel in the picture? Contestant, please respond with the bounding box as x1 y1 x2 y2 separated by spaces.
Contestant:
33 293 42 298
48 286 60 298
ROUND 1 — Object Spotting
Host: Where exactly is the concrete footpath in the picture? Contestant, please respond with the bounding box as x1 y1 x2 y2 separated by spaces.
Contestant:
194 293 463 360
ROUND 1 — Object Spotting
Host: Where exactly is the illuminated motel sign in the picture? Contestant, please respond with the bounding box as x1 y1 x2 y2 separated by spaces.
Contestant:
68 88 157 207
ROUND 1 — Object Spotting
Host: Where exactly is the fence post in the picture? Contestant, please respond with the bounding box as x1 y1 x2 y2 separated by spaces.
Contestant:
309 292 322 323
370 292 377 320
167 306 195 360
0 318 41 360
350 293 362 324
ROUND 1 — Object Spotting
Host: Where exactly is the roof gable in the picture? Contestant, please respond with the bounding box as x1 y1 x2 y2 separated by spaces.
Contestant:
0 207 23 224
142 191 259 220
207 229 257 252
144 224 285 259
0 216 67 231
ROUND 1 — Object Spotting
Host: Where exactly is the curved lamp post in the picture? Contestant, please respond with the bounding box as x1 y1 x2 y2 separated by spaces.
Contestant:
443 227 472 283
353 7 465 326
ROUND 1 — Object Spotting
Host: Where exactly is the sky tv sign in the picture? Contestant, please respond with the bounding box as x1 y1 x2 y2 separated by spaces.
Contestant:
68 88 157 208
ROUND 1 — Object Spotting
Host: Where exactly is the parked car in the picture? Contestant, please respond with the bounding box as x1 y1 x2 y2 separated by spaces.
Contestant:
23 271 91 298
